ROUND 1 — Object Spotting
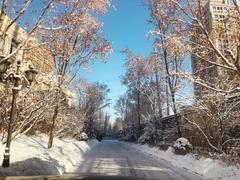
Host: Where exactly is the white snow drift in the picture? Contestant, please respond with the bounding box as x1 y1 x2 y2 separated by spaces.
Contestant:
128 142 240 180
0 135 99 176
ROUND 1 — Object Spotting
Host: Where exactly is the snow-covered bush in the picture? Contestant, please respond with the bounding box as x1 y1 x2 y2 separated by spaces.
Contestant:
78 132 88 141
182 93 240 155
138 121 162 145
173 137 192 155
138 131 151 144
121 131 137 142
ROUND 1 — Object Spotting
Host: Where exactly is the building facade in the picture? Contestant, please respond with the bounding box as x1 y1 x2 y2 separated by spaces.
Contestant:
0 15 54 73
0 16 27 63
191 0 239 98
0 15 76 106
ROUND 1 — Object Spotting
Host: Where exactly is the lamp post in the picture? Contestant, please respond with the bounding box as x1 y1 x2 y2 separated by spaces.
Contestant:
0 58 38 168
0 60 11 73
0 57 11 82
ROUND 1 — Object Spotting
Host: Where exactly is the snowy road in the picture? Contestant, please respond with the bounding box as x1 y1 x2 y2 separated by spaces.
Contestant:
75 140 203 180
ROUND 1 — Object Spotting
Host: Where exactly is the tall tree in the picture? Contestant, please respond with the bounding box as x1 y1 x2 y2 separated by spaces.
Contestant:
38 0 112 148
145 0 187 137
121 49 154 138
76 80 110 139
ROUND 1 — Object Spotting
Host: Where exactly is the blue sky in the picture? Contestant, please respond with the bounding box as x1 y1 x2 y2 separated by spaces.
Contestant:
15 0 153 121
17 0 193 121
79 0 154 121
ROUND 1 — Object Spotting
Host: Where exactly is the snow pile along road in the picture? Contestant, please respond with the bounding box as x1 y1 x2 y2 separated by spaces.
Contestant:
0 135 99 176
128 142 240 180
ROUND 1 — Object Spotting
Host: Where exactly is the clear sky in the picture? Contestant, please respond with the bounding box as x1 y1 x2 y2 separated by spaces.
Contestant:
18 0 193 121
79 0 154 121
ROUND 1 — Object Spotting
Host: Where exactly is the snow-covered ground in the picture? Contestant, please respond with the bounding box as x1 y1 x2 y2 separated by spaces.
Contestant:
1 136 239 179
0 135 99 176
77 140 202 179
128 142 240 180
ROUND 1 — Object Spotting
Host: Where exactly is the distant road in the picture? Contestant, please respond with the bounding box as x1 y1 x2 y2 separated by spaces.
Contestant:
75 140 202 180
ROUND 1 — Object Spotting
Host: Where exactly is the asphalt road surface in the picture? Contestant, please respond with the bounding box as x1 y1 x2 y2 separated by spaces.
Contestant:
74 140 203 180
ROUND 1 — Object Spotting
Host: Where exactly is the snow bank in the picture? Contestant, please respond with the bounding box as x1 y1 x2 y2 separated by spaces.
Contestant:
128 142 240 180
0 135 99 176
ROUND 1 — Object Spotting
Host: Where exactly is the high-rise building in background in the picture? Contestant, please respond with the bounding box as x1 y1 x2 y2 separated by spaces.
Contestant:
191 0 239 98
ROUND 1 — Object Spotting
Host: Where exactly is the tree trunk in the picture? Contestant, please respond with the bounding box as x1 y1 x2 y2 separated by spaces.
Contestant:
163 47 181 138
137 89 141 138
136 68 142 139
166 80 170 116
155 69 162 118
47 90 60 149
219 116 224 152
170 91 182 138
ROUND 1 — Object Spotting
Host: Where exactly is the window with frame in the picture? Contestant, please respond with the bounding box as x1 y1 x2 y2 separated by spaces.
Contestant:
0 36 4 53
228 0 235 5
10 39 19 54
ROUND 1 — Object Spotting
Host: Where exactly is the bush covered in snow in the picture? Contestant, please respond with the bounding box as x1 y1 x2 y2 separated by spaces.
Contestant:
138 131 151 144
121 132 137 142
137 121 162 145
78 132 88 141
173 137 192 155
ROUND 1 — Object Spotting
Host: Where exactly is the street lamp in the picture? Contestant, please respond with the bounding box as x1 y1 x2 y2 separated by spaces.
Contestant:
25 65 38 85
0 61 10 74
0 58 38 168
0 56 11 78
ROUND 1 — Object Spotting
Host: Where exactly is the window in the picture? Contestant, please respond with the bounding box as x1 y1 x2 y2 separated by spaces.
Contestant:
229 0 235 5
0 36 4 53
10 39 18 54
